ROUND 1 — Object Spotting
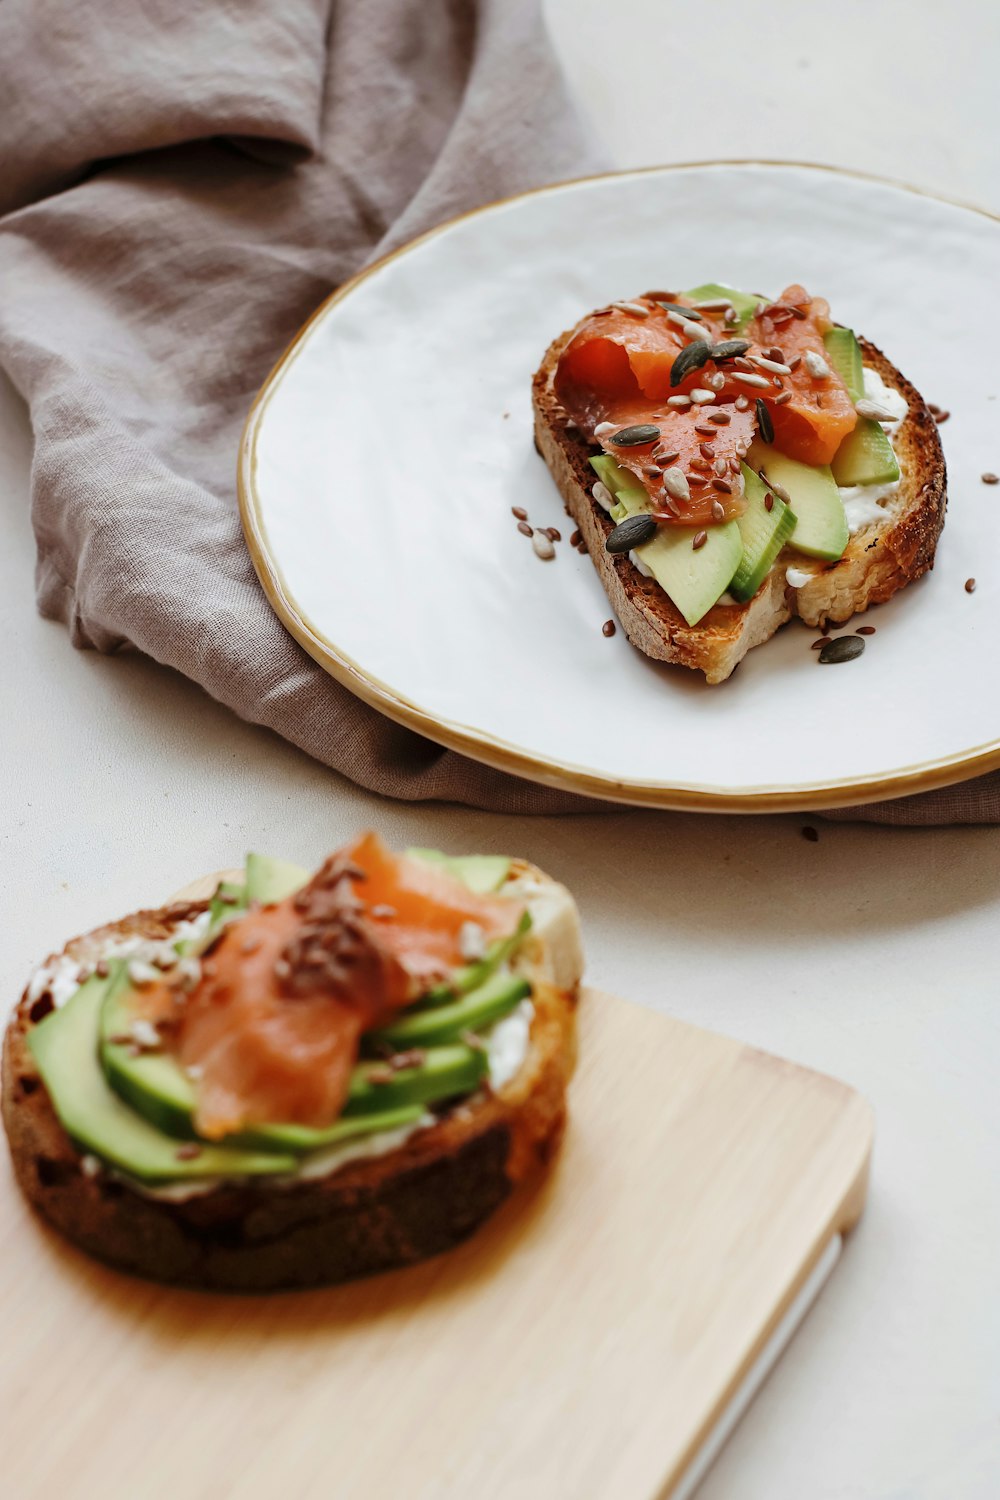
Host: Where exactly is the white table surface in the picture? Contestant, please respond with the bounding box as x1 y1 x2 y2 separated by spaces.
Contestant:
3 3 998 1495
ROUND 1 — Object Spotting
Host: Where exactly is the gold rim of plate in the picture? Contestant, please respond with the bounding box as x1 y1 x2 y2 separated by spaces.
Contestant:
237 160 1000 814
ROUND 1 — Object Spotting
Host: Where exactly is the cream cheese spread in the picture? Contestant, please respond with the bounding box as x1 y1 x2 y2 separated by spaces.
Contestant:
837 366 909 535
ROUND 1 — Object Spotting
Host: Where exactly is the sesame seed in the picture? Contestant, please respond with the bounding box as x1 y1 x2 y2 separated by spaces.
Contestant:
511 506 528 520
803 351 831 379
517 520 533 537
983 472 999 484
965 577 977 593
602 619 616 637
731 371 770 389
692 530 708 550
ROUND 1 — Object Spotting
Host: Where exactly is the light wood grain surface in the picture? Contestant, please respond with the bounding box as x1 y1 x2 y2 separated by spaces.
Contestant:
2 982 871 1500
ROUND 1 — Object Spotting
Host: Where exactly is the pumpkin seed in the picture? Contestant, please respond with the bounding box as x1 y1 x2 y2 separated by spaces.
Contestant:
610 423 660 447
818 636 865 664
709 339 751 361
755 398 774 443
670 341 711 387
605 513 657 553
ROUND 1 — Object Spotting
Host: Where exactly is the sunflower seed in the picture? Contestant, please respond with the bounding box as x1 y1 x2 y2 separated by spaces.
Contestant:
690 388 717 405
712 478 733 494
732 371 770 389
612 300 650 317
666 306 704 324
683 321 714 344
532 532 556 560
749 353 792 375
735 394 749 411
709 339 751 361
706 371 726 391
662 467 691 503
818 636 865 664
769 479 791 503
669 341 711 387
611 423 660 446
667 394 692 408
605 513 657 553
756 398 774 443
855 398 896 421
591 480 614 512
804 351 831 379
693 298 735 311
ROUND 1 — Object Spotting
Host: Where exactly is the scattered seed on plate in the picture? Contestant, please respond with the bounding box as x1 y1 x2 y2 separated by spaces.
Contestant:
570 528 581 547
602 619 616 637
934 410 950 423
856 625 876 635
982 472 999 484
532 531 556 560
606 513 657 553
511 505 527 520
517 520 533 537
755 398 774 443
965 577 977 593
544 527 561 542
818 636 865 663
801 826 819 842
811 637 831 650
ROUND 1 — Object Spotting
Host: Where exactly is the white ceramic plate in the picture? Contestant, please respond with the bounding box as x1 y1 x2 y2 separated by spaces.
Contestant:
240 163 1000 811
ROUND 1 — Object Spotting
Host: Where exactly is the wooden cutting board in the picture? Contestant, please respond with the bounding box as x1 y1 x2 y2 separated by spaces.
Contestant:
2 932 872 1499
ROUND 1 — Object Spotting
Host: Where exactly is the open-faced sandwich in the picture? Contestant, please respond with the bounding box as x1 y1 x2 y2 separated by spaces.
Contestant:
3 835 582 1290
533 283 946 681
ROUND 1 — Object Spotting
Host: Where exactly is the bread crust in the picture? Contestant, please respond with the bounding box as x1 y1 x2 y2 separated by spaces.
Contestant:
3 899 578 1292
532 330 946 682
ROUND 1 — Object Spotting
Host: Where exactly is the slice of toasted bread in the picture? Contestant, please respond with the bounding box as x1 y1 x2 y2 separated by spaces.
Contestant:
533 334 946 683
2 864 582 1291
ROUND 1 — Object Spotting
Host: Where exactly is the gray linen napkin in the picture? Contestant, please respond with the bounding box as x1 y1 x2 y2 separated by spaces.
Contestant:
0 1 994 823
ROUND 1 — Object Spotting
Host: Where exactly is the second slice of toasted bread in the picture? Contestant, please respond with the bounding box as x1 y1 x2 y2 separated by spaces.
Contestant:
533 335 946 682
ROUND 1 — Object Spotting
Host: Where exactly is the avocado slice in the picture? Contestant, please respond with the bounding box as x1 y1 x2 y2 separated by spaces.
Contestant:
682 282 763 331
367 971 531 1050
729 465 798 602
28 970 296 1182
591 454 742 626
245 852 310 905
99 982 488 1146
406 848 511 895
747 442 848 562
823 326 864 401
830 420 900 487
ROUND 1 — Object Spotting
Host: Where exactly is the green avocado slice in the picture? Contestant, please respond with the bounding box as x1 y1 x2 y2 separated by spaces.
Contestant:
406 848 512 895
366 970 530 1050
245 852 310 905
682 282 764 331
729 464 798 602
28 970 296 1182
